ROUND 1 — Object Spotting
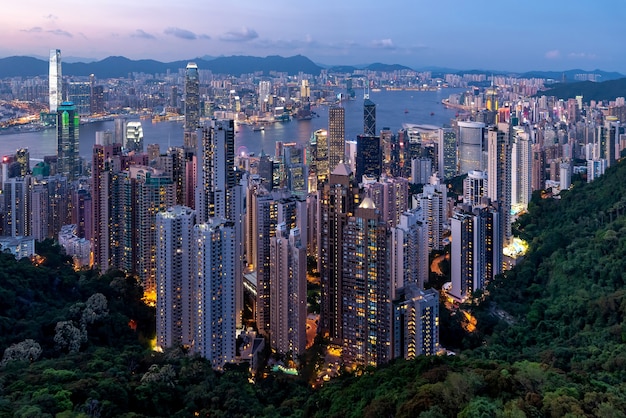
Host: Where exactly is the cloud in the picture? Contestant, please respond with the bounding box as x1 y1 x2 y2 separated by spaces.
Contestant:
199 34 211 40
164 27 198 40
219 27 259 42
44 14 57 20
371 39 395 50
132 29 156 40
21 27 43 33
47 29 72 37
545 49 560 59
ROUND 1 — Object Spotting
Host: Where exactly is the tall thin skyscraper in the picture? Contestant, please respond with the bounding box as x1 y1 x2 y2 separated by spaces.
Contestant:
184 62 200 131
364 98 376 136
57 102 80 180
49 49 62 113
269 225 307 356
319 163 359 343
487 123 512 246
328 106 345 173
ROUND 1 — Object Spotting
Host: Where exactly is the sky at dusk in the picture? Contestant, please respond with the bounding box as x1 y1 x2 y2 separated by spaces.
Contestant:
2 1 625 72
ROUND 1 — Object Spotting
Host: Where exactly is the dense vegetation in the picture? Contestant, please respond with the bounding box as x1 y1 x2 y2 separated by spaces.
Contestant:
3 161 626 416
537 77 626 102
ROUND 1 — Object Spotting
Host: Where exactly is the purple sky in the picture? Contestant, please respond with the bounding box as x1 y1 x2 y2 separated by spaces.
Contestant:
3 1 625 72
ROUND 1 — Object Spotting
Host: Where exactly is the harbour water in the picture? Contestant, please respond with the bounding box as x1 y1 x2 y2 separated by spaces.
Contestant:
0 88 464 161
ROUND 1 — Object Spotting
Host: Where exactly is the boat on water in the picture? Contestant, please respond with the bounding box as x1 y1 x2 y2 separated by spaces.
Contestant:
404 109 409 114
252 125 265 132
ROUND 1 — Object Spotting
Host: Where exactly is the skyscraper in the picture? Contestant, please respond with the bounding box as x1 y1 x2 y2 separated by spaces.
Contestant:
184 62 200 132
125 121 144 153
364 98 376 136
511 128 532 209
438 128 457 180
457 121 485 175
356 134 381 182
328 106 345 173
57 102 80 180
49 49 62 113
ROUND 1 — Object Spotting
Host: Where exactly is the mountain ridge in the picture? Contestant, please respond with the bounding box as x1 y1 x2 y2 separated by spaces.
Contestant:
0 54 623 80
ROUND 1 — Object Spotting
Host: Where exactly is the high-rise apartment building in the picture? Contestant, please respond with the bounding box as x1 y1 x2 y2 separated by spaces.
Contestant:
418 179 448 252
156 206 196 350
49 49 62 113
487 123 512 246
463 170 488 207
393 284 440 359
342 197 391 367
57 102 80 180
196 120 236 223
391 209 429 292
193 219 237 371
511 128 532 209
328 106 345 173
319 163 360 343
362 176 410 229
269 225 307 356
3 176 32 237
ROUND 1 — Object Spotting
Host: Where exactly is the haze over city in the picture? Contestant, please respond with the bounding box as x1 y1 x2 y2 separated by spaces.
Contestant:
3 0 626 72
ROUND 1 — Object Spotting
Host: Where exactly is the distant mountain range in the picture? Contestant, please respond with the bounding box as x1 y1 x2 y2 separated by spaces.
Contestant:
0 54 624 81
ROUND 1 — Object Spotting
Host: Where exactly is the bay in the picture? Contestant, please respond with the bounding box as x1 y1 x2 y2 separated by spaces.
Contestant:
0 88 464 162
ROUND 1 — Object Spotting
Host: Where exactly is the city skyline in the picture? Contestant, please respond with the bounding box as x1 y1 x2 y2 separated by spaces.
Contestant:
2 1 626 72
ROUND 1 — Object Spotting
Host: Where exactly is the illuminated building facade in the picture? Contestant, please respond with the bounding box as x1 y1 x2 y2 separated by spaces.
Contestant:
193 219 237 371
319 163 360 343
67 82 91 115
439 128 457 180
342 197 391 367
57 102 80 180
391 209 429 292
184 63 200 132
156 206 196 350
269 225 307 356
328 106 345 173
393 285 439 359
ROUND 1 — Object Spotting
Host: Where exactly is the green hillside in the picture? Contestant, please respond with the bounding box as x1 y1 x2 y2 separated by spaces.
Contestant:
3 160 626 416
537 78 626 102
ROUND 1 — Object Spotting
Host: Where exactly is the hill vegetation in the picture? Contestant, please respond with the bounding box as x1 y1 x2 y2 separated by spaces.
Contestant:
537 77 626 102
3 160 626 416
